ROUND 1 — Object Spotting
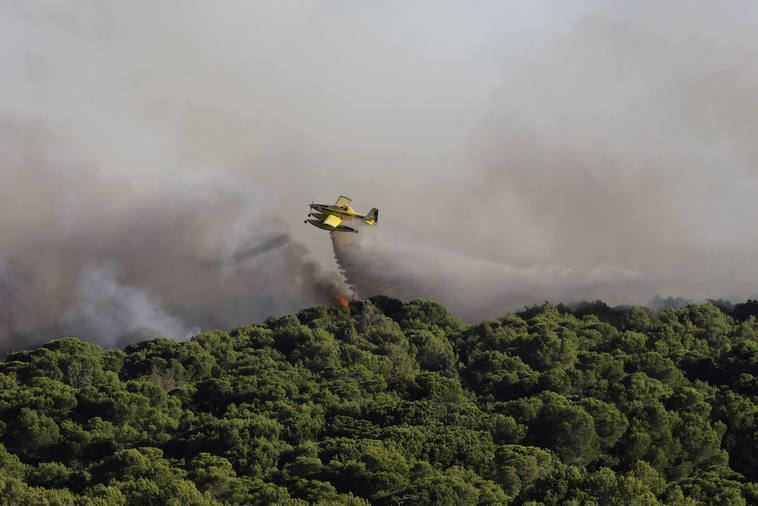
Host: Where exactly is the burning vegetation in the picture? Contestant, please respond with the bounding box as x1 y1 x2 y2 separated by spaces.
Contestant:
332 294 350 307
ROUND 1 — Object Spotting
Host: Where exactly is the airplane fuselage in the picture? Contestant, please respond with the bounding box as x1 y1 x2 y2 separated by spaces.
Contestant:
305 196 378 233
309 203 368 221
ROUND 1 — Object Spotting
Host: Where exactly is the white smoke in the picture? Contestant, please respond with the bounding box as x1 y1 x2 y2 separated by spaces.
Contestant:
62 263 193 347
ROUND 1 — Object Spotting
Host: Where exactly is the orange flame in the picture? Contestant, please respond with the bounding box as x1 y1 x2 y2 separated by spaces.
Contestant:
333 295 349 307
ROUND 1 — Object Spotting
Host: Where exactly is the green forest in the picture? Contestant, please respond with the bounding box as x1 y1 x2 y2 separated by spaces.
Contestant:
2 297 758 505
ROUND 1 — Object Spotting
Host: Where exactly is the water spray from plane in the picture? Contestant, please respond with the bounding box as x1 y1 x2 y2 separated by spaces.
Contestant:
331 223 665 322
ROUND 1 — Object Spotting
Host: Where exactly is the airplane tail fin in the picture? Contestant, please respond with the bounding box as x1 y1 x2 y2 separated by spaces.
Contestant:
366 208 379 225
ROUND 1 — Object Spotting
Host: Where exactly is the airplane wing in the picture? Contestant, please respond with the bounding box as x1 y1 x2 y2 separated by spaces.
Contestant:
335 195 352 208
323 214 342 228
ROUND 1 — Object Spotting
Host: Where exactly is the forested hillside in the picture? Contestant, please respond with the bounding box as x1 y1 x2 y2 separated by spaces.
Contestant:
2 297 758 505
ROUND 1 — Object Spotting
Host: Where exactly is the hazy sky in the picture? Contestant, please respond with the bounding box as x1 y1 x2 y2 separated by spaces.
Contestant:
2 1 758 349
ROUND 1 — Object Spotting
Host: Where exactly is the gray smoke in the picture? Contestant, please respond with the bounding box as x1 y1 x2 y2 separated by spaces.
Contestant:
0 259 44 346
225 235 291 266
462 1 758 294
0 119 348 353
2 2 758 351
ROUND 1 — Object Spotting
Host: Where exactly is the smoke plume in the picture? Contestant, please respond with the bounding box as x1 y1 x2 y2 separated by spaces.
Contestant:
0 120 347 353
62 263 195 349
3 2 758 351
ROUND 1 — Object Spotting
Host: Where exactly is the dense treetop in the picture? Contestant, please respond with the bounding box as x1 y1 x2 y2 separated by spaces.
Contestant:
2 297 758 504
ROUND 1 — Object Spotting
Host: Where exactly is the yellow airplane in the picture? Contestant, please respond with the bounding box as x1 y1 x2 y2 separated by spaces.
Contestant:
305 195 378 233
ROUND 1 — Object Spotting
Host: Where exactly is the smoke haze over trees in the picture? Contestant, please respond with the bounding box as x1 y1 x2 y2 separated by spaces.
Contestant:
2 1 758 350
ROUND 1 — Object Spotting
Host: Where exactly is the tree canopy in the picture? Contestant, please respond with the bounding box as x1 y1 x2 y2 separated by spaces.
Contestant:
1 298 758 504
